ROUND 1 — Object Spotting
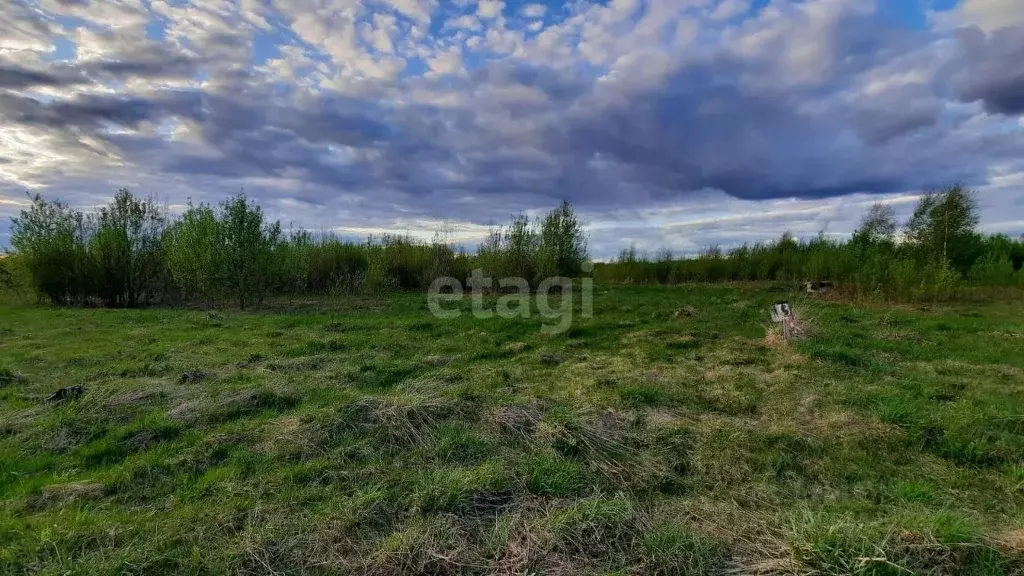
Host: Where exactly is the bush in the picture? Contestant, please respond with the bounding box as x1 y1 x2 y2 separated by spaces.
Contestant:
87 190 169 307
596 185 1021 301
968 255 1016 287
0 258 13 291
474 202 590 287
10 194 93 305
10 182 1015 307
218 195 281 309
538 200 588 279
163 203 222 303
163 195 282 308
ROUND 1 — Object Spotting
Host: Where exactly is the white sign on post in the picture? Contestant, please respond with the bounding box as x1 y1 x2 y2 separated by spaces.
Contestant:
770 302 792 323
770 302 799 340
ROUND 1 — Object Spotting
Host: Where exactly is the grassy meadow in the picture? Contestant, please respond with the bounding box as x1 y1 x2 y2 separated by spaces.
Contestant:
1 284 1023 575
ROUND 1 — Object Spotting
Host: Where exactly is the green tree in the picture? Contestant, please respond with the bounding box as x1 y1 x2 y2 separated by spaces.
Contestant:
88 189 168 307
853 202 897 244
164 202 222 303
0 258 13 291
538 200 589 278
502 213 540 282
10 194 92 305
968 254 1016 286
905 184 980 271
219 194 282 309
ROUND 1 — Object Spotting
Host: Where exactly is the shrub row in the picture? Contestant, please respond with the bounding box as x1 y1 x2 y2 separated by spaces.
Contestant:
6 183 1020 306
595 185 1024 301
6 191 589 307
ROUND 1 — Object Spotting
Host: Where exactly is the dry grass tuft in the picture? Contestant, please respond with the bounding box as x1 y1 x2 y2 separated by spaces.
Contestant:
105 388 168 407
994 528 1024 555
673 305 698 319
503 342 529 354
254 415 323 456
26 481 105 510
368 514 475 575
343 392 459 448
487 403 544 440
762 325 787 349
167 398 203 423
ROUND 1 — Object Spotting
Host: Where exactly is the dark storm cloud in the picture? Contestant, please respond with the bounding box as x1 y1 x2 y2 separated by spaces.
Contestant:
0 66 67 89
384 55 956 205
954 25 1024 115
468 61 590 104
2 0 1022 229
0 91 204 131
0 56 200 90
153 93 400 186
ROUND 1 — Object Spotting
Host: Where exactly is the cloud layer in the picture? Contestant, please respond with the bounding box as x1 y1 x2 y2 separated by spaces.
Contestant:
1 0 1022 256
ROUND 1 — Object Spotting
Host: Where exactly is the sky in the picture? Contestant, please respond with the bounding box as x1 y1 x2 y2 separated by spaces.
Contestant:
1 0 1023 259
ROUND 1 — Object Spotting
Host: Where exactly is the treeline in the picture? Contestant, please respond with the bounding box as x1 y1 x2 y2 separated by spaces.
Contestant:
595 185 1024 300
4 190 588 308
5 184 1021 307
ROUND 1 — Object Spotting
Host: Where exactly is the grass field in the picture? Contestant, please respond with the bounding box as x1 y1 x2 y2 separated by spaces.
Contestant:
1 284 1023 575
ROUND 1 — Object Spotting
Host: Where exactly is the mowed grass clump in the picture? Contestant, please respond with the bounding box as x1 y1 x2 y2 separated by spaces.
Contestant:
0 285 1023 574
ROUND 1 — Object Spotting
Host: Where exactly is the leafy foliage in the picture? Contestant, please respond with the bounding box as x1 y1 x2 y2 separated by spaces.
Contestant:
9 190 591 307
905 184 980 271
598 184 1022 301
11 194 93 305
218 195 281 308
163 202 221 303
0 258 13 291
9 183 1019 307
88 190 169 307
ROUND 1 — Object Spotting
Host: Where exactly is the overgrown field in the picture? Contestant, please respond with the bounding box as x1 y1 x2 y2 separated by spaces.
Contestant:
1 285 1023 575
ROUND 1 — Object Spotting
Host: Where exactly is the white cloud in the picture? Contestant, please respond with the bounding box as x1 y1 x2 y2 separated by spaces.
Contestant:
1 0 1023 254
447 14 482 31
376 0 437 24
484 25 521 54
427 46 464 75
959 0 1024 32
709 0 750 21
477 0 504 20
521 3 547 18
364 13 398 53
725 0 876 87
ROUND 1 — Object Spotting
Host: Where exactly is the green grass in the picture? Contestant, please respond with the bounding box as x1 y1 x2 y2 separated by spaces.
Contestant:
1 285 1023 574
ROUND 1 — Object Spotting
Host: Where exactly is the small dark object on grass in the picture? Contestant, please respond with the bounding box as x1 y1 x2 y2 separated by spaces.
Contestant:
804 280 834 294
47 385 84 404
179 370 207 384
540 354 563 366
